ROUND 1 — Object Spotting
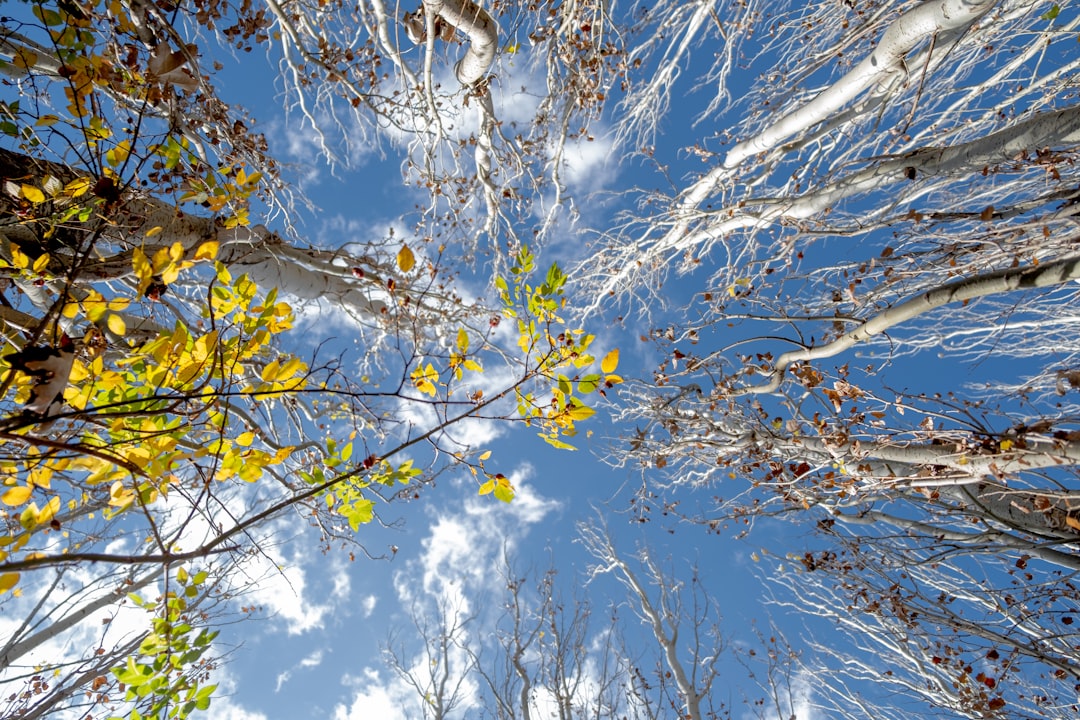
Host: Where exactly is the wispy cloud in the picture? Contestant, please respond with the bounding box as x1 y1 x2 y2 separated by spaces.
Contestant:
395 467 559 610
275 649 326 692
240 535 352 635
360 593 378 618
333 468 561 718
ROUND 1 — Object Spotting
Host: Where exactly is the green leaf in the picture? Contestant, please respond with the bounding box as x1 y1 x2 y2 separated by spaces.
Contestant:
1042 3 1060 20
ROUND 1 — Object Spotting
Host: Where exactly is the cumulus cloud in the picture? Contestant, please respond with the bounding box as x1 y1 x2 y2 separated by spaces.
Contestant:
333 668 418 720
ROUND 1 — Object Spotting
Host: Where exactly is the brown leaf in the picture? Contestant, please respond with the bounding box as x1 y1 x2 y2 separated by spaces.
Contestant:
148 44 199 92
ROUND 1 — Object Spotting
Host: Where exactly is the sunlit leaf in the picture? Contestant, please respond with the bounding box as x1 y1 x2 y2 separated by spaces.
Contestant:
1 485 32 507
63 177 91 197
106 314 126 336
132 248 153 284
601 348 619 374
397 245 416 273
105 140 131 167
21 184 45 204
0 573 18 594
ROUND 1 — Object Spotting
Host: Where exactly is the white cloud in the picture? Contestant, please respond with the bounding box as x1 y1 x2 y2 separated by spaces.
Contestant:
333 467 563 720
211 702 270 720
360 593 378 618
275 649 325 692
395 466 559 609
559 134 615 190
334 668 417 720
389 362 521 453
789 669 820 720
240 536 351 635
211 666 272 720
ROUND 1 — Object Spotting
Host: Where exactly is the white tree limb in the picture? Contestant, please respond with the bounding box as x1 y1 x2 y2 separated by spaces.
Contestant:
734 253 1080 396
723 0 998 170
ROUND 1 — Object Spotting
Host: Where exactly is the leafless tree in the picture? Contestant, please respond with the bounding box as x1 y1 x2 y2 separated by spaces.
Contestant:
380 536 820 720
580 1 1080 718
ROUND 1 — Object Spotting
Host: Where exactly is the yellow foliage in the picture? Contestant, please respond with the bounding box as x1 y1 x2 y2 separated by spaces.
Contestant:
397 245 416 273
1 485 32 507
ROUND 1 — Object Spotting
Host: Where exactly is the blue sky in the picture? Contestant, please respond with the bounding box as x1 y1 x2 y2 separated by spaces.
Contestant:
3 1 1076 719
183 21 816 720
164 6 1043 717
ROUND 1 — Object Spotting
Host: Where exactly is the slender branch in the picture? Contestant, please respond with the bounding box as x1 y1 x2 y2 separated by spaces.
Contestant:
733 254 1080 396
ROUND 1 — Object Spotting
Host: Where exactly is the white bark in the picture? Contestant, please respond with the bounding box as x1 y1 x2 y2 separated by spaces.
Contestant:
734 254 1080 395
581 525 714 720
723 0 998 170
0 567 162 669
422 0 497 86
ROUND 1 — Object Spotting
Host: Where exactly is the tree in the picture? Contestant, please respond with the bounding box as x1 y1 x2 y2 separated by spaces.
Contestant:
378 536 801 720
5 0 1077 717
0 3 618 718
579 0 1080 718
190 0 630 247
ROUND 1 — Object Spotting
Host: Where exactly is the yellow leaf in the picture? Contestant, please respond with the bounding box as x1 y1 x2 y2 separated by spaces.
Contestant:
567 404 596 421
21 184 45 204
601 348 619 374
236 431 255 447
169 242 184 262
195 241 219 260
144 226 163 238
1 485 32 506
161 264 180 284
105 140 130 167
261 359 281 382
32 253 50 273
63 177 91 198
397 245 416 273
10 245 29 269
106 314 126 336
12 48 37 71
37 496 60 525
132 248 152 283
0 573 18 594
478 450 492 461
